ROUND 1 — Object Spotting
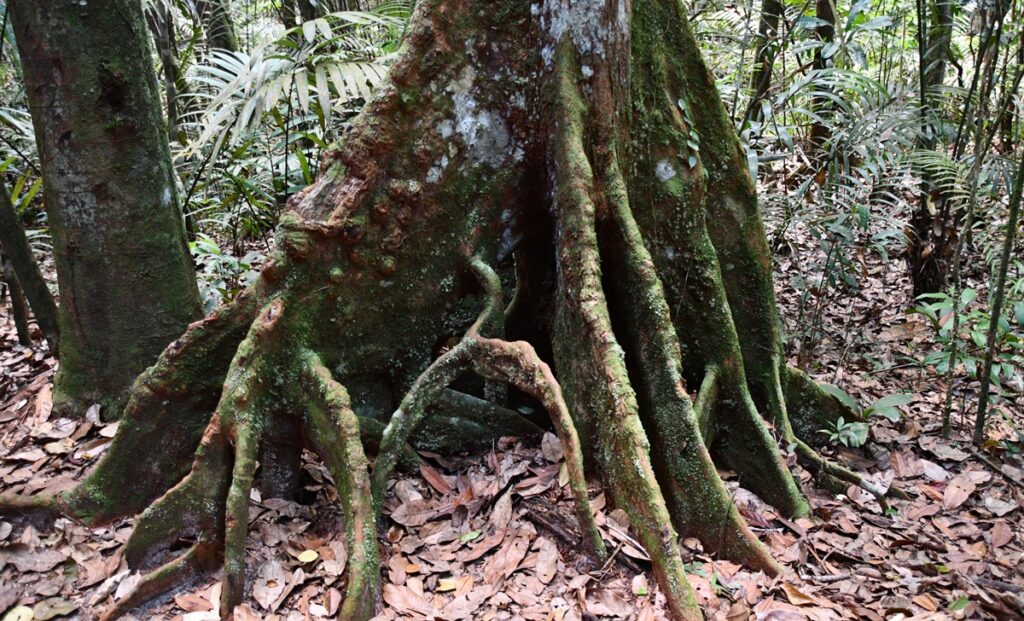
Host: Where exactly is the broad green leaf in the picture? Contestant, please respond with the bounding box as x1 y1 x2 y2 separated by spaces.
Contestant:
819 383 860 413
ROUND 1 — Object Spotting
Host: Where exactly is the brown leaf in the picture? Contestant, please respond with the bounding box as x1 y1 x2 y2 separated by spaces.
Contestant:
232 603 262 621
983 496 1017 517
390 499 439 527
252 560 288 610
382 583 432 616
534 537 558 585
911 594 939 612
942 475 976 510
174 592 213 613
541 432 563 463
482 536 530 585
420 462 452 495
991 521 1013 547
782 584 821 607
0 547 66 572
458 528 507 563
586 588 632 617
489 489 514 531
31 598 77 621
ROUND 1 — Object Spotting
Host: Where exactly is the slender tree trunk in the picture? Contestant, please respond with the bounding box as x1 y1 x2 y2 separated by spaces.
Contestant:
148 2 183 141
809 0 835 158
297 0 318 22
1 256 32 346
2 1 894 619
908 0 956 295
746 0 784 124
9 0 203 418
196 0 240 52
0 181 59 352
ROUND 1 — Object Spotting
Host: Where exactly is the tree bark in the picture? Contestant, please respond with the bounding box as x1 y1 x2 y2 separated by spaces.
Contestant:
9 0 203 418
745 0 784 124
148 2 185 142
196 0 240 52
1 0 891 618
0 181 59 352
2 256 32 346
809 0 835 158
908 0 956 295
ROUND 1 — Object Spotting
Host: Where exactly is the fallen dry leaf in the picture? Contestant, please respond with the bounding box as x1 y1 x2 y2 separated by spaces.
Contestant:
942 475 976 510
534 536 558 585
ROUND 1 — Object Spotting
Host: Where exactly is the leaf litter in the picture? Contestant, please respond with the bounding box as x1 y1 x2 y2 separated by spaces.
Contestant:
2 214 1024 620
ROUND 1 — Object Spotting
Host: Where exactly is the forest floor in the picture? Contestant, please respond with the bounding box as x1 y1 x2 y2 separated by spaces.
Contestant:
1 209 1023 621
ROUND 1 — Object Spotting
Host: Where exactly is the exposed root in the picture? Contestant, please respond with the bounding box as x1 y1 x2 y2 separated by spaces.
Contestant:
775 367 910 501
297 350 378 621
222 422 259 613
0 494 61 532
373 256 607 561
782 366 862 448
599 148 787 573
692 367 719 436
0 4 908 621
98 543 219 621
123 417 232 568
551 43 700 621
61 294 258 525
420 389 544 451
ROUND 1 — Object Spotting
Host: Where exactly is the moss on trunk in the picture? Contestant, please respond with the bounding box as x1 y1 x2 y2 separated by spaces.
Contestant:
1 0 891 619
10 0 203 418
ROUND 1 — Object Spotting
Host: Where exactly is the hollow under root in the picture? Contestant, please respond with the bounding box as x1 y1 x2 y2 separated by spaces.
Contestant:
103 298 381 621
373 257 607 562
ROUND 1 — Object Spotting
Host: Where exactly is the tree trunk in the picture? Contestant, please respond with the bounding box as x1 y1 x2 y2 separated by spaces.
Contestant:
196 0 240 52
9 0 203 418
908 0 956 295
1 0 893 619
297 0 318 22
745 0 784 124
809 0 835 158
148 2 184 142
0 181 59 352
1 256 33 346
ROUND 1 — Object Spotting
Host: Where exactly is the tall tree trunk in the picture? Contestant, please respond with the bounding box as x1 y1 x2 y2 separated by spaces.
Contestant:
908 0 956 295
809 0 835 158
9 0 203 418
196 0 240 52
1 0 895 618
745 0 784 124
148 2 184 141
0 181 59 352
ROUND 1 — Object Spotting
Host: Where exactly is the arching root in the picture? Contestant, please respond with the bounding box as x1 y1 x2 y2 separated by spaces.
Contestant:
373 257 607 562
98 543 220 621
297 350 378 621
98 298 381 620
551 43 700 621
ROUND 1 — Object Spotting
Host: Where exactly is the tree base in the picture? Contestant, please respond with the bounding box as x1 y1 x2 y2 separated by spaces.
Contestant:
0 0 905 618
